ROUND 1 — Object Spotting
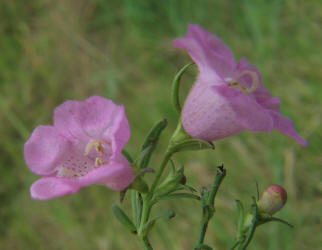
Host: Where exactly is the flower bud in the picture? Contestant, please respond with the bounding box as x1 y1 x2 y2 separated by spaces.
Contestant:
180 175 187 185
257 185 287 215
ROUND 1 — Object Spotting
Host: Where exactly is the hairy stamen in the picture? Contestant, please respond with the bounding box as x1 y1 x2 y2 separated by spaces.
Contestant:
95 157 103 167
84 139 104 156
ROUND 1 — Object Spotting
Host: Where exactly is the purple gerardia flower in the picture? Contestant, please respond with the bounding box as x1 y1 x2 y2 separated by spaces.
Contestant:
173 24 307 145
24 95 134 200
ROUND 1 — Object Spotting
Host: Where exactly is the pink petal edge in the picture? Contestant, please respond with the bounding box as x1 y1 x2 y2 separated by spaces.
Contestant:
30 177 79 200
79 155 134 190
24 125 70 175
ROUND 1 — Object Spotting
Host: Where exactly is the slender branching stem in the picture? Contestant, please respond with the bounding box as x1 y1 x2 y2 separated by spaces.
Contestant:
194 166 226 249
140 236 153 250
229 240 242 250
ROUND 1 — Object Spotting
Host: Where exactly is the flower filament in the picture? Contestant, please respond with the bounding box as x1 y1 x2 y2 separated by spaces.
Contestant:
84 139 106 167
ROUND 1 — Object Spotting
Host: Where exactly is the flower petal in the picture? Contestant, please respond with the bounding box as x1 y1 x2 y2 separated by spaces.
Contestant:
79 155 134 190
213 85 275 131
233 58 281 112
233 58 263 89
54 96 130 158
181 82 243 141
270 111 308 146
30 177 79 200
103 105 130 159
81 96 125 138
24 125 70 175
173 24 235 79
53 99 85 140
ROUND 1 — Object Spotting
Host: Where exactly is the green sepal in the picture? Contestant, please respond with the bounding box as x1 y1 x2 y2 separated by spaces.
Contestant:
171 62 194 114
128 176 149 193
153 165 185 197
127 168 154 194
139 118 168 169
169 123 214 153
169 122 214 153
235 200 245 239
267 217 294 228
257 213 294 228
170 138 214 153
112 204 137 233
141 209 175 235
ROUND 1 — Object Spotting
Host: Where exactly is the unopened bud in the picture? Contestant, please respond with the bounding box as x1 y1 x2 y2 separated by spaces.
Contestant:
257 185 287 215
180 175 187 185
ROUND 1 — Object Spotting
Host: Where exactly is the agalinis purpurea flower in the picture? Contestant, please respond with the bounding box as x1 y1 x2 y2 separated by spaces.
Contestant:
24 95 134 200
173 24 307 145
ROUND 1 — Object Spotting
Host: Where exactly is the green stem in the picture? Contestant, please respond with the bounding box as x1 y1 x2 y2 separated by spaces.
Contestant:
139 195 151 232
137 195 153 249
137 145 174 249
207 166 226 205
194 166 226 249
140 236 153 250
229 240 242 250
194 215 210 249
238 224 257 250
238 205 258 250
150 150 173 193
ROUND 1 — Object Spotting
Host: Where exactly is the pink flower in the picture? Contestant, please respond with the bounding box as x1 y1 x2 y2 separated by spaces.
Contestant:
24 95 134 200
173 24 307 145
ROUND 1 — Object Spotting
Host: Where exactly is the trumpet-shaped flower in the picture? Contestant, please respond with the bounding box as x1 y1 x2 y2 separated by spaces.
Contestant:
173 24 307 145
24 95 134 200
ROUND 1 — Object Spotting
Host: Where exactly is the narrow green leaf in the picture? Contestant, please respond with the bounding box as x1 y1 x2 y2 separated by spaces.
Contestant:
171 62 194 114
139 118 168 169
137 193 143 227
122 149 133 163
157 193 200 201
236 200 245 239
112 204 136 233
171 139 214 153
169 159 176 176
171 184 197 193
266 217 294 228
131 191 138 227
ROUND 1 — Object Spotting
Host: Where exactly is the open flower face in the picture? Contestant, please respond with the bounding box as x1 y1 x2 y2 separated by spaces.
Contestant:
24 95 134 200
174 24 307 145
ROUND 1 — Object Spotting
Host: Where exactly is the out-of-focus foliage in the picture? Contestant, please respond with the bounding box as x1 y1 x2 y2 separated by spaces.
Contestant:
0 0 320 249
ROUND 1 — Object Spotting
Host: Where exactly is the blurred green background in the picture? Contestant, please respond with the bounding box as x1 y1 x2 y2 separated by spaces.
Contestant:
0 0 321 249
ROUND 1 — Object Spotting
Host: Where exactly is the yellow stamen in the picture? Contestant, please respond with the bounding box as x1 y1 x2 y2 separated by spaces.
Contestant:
84 139 104 156
95 157 103 167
